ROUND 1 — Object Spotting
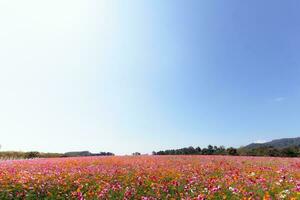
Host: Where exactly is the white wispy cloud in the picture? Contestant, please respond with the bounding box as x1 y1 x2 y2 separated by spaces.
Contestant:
254 140 267 144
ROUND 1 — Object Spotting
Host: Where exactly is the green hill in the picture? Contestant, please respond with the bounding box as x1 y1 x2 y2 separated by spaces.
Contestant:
244 137 300 149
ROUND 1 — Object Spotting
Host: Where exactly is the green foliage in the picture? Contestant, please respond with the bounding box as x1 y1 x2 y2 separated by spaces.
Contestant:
0 151 27 159
24 151 40 159
238 145 300 157
63 151 93 157
0 151 63 160
63 151 115 157
244 137 300 149
154 145 300 157
226 147 238 156
153 145 239 156
0 150 114 160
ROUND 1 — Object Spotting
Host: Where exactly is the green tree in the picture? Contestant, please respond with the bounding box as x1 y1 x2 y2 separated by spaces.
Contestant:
226 147 238 156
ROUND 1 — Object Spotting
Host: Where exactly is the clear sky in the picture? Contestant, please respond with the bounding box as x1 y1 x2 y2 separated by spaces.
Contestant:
0 1 299 155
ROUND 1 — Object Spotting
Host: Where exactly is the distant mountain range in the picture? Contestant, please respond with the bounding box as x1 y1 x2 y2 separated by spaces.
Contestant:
244 137 300 149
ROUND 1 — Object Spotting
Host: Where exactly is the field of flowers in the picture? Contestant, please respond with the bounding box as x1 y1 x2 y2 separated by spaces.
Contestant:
0 156 299 200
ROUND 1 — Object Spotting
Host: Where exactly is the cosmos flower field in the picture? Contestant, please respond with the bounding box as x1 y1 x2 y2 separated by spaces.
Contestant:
0 156 299 199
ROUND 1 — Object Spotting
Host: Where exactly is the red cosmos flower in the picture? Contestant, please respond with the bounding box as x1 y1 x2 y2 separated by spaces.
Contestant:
77 192 84 200
296 183 300 192
196 194 206 200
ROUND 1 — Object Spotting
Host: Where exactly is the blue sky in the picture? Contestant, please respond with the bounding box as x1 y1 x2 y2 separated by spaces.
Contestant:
0 1 299 154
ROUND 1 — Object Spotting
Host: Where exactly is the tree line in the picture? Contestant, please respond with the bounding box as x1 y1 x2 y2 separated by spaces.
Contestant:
152 145 300 157
1 146 299 159
238 145 300 157
152 145 238 156
62 151 114 157
0 151 115 159
0 151 63 159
